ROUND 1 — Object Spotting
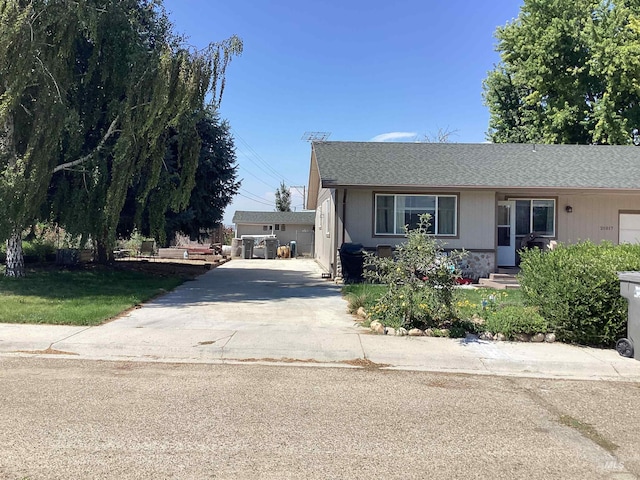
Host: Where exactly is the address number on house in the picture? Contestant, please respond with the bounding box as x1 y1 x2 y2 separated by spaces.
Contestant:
600 226 615 231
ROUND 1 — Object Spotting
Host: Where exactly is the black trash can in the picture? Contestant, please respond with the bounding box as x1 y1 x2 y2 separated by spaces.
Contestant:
520 233 550 251
339 243 365 283
617 272 640 360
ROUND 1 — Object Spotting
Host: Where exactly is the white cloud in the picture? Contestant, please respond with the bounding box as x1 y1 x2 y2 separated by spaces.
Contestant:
369 132 417 142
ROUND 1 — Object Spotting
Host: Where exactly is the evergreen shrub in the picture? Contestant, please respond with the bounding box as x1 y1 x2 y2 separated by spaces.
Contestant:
519 241 640 346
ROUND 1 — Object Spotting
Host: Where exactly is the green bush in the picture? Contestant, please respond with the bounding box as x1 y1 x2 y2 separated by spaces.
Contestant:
22 240 56 262
519 241 640 346
484 305 548 339
363 214 465 330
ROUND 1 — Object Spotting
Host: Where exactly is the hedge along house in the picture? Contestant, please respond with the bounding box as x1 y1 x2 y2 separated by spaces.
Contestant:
307 141 640 280
232 210 316 255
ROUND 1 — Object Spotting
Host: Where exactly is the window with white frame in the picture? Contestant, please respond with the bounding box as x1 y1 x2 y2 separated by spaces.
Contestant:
375 194 457 235
514 199 555 236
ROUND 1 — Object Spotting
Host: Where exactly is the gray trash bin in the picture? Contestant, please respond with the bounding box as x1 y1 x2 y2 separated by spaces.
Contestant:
241 238 254 259
617 272 640 360
265 238 278 259
231 238 242 258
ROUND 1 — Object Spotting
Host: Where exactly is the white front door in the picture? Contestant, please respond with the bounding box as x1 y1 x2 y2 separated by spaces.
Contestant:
497 201 516 267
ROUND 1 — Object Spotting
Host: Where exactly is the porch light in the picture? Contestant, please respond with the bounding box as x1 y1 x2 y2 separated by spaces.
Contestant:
565 205 573 213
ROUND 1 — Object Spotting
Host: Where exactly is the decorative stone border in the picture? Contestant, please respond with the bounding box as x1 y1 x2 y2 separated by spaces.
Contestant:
357 307 556 343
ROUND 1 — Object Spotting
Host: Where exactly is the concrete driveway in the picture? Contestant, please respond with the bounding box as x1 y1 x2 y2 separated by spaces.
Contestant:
1 258 640 381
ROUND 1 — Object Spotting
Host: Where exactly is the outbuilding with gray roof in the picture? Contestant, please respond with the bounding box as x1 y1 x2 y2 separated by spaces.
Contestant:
232 210 315 256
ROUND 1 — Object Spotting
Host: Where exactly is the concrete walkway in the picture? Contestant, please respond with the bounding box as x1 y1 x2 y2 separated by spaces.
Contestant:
1 259 640 382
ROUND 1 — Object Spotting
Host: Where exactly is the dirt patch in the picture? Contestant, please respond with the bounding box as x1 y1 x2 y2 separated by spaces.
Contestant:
15 347 79 356
342 358 390 369
232 357 391 369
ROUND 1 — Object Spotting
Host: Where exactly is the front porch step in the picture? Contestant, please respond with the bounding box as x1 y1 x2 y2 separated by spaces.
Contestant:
477 273 520 290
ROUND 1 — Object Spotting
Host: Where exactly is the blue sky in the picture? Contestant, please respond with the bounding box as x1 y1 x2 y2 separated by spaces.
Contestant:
162 0 524 224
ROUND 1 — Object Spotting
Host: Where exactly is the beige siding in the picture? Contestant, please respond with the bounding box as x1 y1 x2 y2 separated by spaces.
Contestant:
556 193 640 244
341 189 495 250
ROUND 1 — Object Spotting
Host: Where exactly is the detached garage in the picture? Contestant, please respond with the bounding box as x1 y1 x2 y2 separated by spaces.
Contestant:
232 211 315 256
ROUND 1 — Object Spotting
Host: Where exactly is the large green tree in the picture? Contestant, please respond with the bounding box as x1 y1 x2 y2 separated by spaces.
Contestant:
0 1 83 276
1 0 241 274
116 107 241 244
483 0 640 145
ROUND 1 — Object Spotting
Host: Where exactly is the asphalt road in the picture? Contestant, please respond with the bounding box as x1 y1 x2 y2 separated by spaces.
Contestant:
1 357 639 480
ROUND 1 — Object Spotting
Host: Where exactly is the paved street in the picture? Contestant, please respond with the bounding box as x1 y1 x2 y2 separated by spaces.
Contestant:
2 259 640 479
1 357 639 480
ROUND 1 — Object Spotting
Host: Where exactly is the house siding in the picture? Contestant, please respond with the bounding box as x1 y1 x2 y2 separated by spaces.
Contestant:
342 189 495 250
556 193 640 244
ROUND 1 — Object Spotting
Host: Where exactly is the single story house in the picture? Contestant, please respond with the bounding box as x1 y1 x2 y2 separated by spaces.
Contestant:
232 210 315 255
307 141 640 279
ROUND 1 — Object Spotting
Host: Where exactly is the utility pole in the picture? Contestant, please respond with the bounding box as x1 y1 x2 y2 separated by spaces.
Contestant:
290 185 306 210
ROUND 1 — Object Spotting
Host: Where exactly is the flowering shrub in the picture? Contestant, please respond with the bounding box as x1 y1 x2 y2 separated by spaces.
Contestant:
363 214 465 329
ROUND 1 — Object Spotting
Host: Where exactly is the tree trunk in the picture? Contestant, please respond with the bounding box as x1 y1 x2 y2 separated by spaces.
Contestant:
5 230 25 277
95 237 114 265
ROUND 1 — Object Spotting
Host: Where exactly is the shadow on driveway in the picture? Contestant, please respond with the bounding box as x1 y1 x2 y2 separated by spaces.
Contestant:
143 260 342 308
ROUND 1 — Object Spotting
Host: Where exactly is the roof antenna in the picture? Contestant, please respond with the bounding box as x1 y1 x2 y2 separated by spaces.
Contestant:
302 132 331 142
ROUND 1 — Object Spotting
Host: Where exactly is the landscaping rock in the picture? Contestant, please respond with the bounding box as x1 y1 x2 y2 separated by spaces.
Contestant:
384 327 396 336
440 329 450 337
514 333 531 342
545 333 556 343
479 332 494 341
356 307 367 319
396 327 408 336
370 321 384 335
424 328 434 337
495 333 506 342
408 328 424 336
531 333 545 343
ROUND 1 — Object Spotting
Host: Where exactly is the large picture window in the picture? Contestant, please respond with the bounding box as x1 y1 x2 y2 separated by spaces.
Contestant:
514 199 555 236
375 194 457 236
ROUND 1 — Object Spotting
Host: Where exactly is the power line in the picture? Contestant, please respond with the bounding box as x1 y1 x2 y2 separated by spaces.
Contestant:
232 128 296 185
239 168 278 190
236 191 273 207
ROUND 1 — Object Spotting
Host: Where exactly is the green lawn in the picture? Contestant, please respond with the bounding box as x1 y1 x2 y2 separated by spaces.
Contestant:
0 267 186 326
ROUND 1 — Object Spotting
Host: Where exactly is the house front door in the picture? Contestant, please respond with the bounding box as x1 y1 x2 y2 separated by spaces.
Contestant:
497 201 516 267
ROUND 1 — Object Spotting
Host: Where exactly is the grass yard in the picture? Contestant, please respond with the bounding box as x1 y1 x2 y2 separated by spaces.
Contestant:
0 266 186 326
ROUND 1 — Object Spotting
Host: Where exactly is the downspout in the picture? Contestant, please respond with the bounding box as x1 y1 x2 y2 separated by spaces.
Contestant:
342 189 347 245
333 189 347 279
332 189 339 279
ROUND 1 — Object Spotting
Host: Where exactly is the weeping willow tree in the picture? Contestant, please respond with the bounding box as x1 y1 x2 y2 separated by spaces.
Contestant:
0 0 242 275
0 1 83 276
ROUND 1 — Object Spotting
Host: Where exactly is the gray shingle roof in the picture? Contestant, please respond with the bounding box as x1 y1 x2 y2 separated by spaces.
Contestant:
312 142 640 190
232 210 315 225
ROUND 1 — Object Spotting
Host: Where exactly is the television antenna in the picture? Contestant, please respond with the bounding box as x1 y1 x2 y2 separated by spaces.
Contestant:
302 131 331 142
